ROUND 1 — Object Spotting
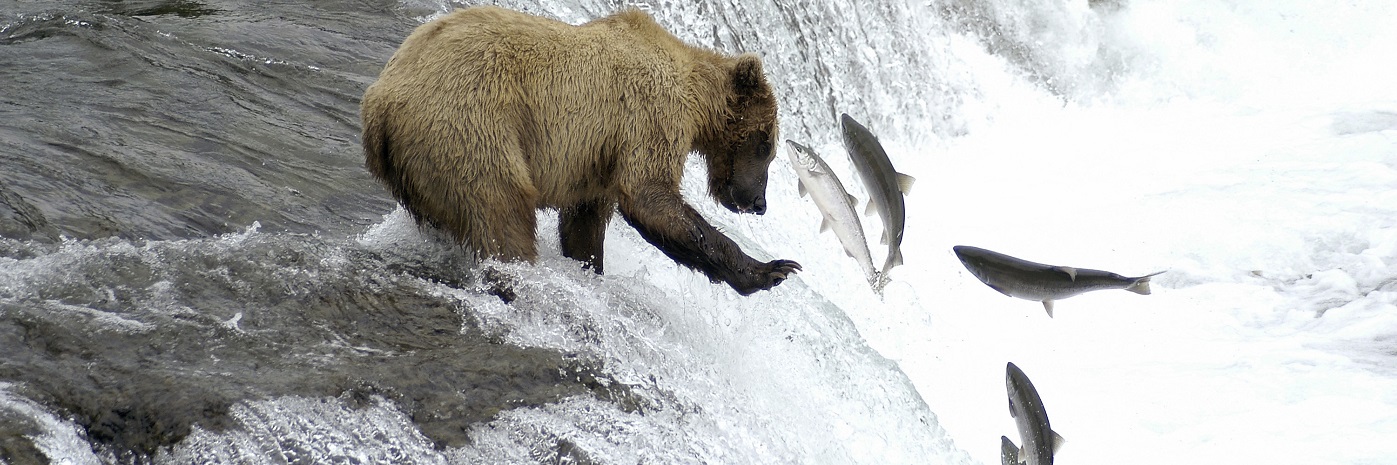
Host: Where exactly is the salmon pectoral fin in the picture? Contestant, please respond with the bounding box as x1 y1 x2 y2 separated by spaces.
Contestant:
1000 436 1020 465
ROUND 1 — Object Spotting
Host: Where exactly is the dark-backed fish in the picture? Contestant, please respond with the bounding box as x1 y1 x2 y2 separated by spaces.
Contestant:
840 113 914 279
954 245 1164 317
1006 362 1064 465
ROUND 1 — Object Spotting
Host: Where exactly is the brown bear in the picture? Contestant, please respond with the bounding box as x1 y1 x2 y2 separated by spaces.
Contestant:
361 6 800 295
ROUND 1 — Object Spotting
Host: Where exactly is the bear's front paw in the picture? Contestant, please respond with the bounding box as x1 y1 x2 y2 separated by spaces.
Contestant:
731 259 802 295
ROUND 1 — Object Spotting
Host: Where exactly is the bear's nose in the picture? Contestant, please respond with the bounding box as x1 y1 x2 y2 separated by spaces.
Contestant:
751 196 767 215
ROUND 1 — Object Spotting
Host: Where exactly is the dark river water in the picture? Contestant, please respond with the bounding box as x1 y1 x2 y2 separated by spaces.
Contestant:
0 0 632 461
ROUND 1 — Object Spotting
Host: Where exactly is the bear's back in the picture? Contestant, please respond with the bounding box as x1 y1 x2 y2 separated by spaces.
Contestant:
380 7 698 87
363 6 729 207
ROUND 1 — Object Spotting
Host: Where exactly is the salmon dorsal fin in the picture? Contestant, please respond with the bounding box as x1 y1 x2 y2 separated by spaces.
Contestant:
1055 266 1077 281
896 172 916 195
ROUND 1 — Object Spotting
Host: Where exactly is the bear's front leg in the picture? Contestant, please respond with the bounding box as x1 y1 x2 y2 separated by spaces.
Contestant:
559 200 613 273
618 187 800 295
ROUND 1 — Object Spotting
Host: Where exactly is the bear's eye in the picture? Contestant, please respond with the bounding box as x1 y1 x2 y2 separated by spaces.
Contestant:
751 131 772 158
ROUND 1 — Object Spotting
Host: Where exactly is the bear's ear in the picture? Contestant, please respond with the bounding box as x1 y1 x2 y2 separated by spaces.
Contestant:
732 53 766 96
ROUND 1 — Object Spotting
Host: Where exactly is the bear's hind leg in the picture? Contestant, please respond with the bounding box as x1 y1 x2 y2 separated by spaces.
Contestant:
559 200 614 273
471 182 539 263
447 147 539 264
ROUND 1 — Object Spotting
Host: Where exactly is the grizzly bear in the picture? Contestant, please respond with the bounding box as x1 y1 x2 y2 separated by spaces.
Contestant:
361 6 800 295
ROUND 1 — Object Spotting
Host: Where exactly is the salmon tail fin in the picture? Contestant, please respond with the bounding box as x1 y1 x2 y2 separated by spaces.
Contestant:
869 271 890 294
886 248 904 268
1126 271 1168 295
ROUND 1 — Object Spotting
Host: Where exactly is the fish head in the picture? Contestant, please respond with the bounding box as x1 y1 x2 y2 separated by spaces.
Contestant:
839 113 883 175
785 140 822 174
1006 362 1030 409
954 245 993 282
700 54 778 216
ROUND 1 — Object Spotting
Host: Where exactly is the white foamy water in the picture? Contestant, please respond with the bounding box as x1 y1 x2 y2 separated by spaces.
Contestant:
843 1 1397 464
227 1 1397 463
7 1 1395 464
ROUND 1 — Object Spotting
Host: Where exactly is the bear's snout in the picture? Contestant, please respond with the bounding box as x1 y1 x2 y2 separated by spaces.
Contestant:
750 196 767 215
722 186 767 215
721 169 770 216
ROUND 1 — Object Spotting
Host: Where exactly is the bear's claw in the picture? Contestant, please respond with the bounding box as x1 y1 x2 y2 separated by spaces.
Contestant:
732 259 801 295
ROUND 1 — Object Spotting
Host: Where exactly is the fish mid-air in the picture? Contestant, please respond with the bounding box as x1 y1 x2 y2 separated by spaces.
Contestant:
953 245 1164 317
1005 362 1064 465
786 140 884 289
840 113 914 279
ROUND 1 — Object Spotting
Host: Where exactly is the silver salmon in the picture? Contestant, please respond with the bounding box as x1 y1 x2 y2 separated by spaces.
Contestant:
786 140 883 289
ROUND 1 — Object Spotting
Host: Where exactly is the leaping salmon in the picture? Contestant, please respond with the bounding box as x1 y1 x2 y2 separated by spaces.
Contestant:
786 140 884 289
840 113 914 281
954 245 1164 317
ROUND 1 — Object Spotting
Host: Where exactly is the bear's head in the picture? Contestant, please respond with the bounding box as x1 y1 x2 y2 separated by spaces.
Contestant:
702 53 779 216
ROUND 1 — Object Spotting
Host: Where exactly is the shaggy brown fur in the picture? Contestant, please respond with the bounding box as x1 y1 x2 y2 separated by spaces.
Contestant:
361 6 799 295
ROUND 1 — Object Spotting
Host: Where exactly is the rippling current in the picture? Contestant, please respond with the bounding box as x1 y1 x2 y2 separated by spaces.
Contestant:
0 0 1094 462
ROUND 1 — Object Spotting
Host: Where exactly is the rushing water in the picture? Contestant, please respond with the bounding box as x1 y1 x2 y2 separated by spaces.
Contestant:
5 0 1397 464
1 0 976 462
